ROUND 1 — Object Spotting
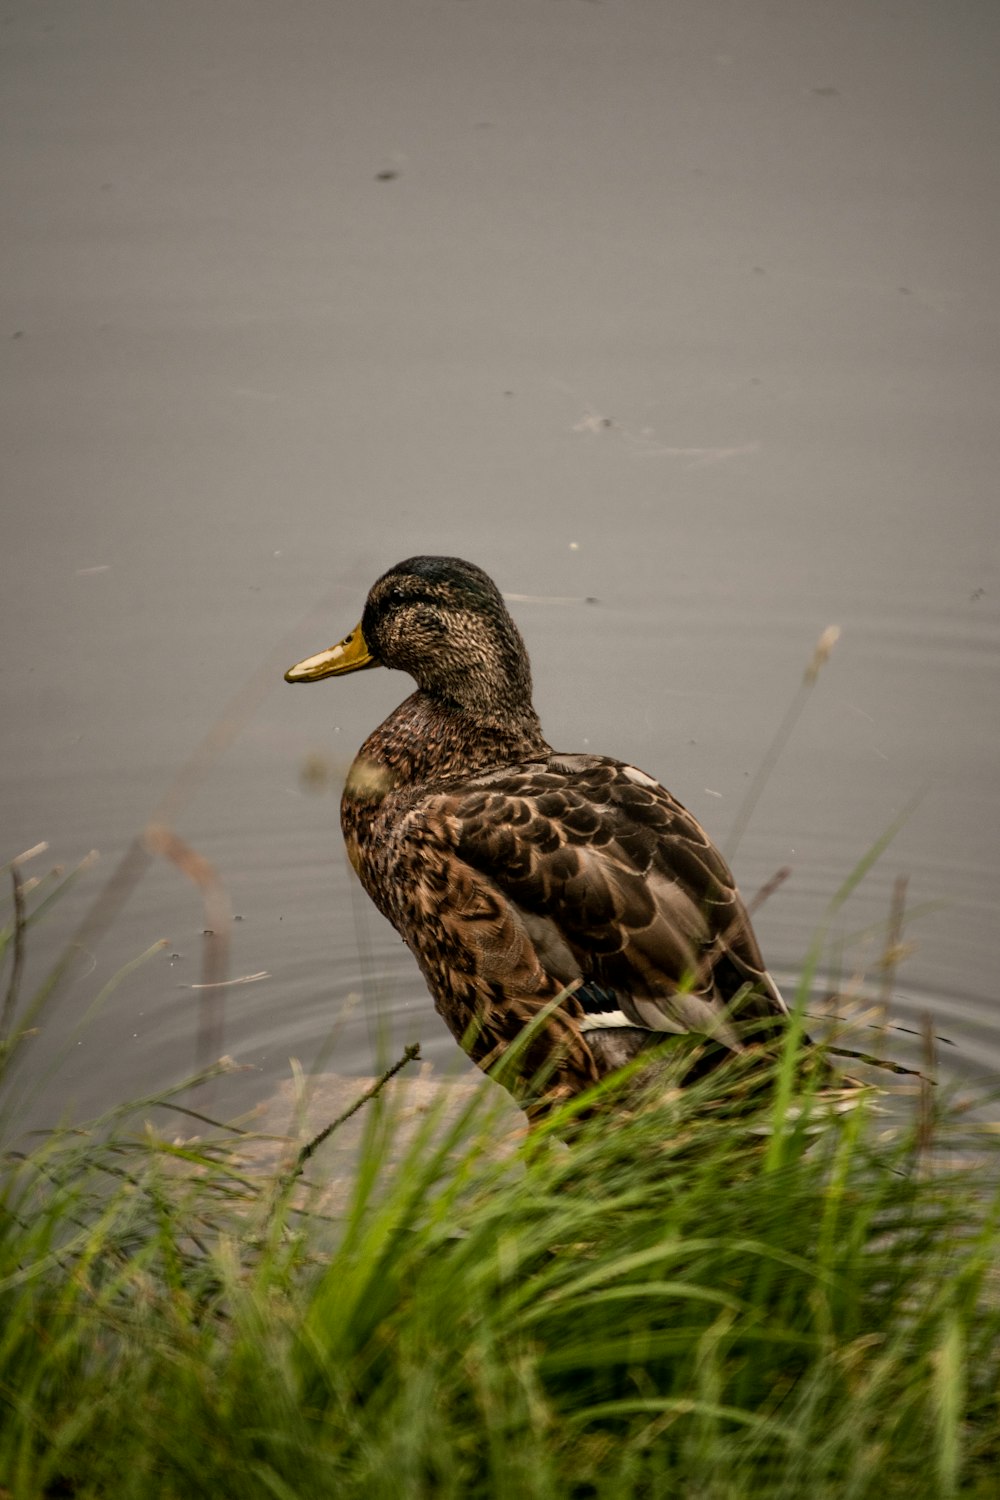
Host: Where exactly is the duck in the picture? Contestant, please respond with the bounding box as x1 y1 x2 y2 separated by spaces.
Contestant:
285 555 790 1119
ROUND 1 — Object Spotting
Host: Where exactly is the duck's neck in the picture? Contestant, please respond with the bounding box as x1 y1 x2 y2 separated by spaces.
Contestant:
345 690 551 808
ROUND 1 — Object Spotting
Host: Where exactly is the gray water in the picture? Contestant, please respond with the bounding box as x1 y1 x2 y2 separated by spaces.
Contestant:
3 0 998 1130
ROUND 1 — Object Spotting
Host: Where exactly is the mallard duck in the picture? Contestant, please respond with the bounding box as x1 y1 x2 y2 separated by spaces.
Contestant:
285 556 789 1117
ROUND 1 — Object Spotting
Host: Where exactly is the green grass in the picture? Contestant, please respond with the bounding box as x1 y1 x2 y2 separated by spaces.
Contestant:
2 853 1000 1498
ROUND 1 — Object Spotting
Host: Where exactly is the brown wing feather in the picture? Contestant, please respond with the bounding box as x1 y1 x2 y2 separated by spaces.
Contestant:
452 756 783 1030
382 796 602 1109
377 753 784 1101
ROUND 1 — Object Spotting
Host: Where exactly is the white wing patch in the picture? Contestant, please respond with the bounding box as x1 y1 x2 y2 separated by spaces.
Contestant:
578 1009 641 1033
622 764 660 789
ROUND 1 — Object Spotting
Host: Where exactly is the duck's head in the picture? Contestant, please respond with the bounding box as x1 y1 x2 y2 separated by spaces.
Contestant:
285 556 534 714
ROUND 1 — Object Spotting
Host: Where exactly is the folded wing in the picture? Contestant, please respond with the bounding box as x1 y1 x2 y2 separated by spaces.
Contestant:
381 754 786 1090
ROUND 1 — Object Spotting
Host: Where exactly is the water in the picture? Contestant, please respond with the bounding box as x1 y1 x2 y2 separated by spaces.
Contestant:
3 0 998 1130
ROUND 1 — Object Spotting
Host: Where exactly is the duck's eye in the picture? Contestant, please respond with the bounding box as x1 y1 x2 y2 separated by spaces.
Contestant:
386 586 406 607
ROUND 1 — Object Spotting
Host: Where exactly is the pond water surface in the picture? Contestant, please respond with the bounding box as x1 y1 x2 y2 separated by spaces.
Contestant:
3 0 998 1133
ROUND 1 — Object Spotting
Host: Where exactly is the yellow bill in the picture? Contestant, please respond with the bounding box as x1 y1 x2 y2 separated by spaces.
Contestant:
284 623 381 683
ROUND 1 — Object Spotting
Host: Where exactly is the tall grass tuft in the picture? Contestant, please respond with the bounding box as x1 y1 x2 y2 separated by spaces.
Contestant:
2 1035 999 1496
3 846 999 1497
